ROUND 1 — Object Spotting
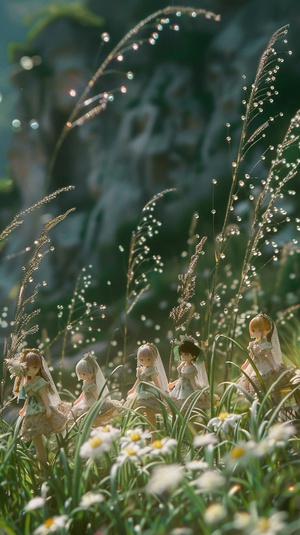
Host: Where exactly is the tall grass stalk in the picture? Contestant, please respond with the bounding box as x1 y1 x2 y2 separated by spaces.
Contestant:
48 6 220 179
206 26 300 348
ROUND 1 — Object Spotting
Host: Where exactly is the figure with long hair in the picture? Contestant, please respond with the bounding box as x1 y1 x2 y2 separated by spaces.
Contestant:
7 348 69 465
126 343 169 429
238 313 295 401
69 352 123 424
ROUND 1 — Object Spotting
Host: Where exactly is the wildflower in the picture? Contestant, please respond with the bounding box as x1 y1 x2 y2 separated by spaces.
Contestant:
267 422 296 447
116 443 143 464
121 427 150 447
80 435 111 459
79 491 104 508
194 469 225 491
193 433 218 447
34 515 68 534
224 440 257 468
233 511 251 530
186 460 209 472
147 464 184 494
208 412 241 433
204 503 227 524
233 510 287 534
24 496 45 512
251 511 287 535
92 424 121 443
141 437 177 457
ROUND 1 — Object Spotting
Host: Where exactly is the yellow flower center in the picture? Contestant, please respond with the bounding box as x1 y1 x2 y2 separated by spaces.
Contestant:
89 436 103 448
125 447 136 455
152 440 163 449
100 426 110 433
219 412 229 421
44 518 55 527
129 432 141 441
257 519 270 532
230 446 246 459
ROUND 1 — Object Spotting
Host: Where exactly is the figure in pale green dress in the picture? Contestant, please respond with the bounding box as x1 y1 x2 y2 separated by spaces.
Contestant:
7 348 69 465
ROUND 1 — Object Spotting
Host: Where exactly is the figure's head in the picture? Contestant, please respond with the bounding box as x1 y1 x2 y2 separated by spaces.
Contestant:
178 340 200 362
25 351 42 378
137 343 157 367
249 314 272 340
14 347 53 394
76 357 94 381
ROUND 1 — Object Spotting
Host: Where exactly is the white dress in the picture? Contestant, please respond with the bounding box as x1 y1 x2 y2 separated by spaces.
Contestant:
239 338 294 396
170 362 210 410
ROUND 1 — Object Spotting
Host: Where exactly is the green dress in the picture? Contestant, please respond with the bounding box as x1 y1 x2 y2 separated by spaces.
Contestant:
20 377 68 440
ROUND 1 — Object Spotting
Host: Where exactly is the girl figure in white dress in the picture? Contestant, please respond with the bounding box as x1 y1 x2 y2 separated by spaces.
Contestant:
168 335 210 411
238 313 294 401
126 343 169 429
69 352 122 424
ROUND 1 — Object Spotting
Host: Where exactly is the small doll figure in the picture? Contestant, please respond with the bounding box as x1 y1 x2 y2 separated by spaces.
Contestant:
7 348 69 465
168 335 210 411
69 352 123 425
238 313 295 401
126 343 169 429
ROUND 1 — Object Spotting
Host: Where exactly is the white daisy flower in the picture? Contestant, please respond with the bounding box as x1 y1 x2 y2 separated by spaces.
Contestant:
267 422 296 447
79 491 104 508
233 511 251 530
186 460 209 472
116 443 144 464
224 440 257 468
34 515 68 534
204 503 227 524
147 464 184 494
208 412 242 434
141 437 177 457
251 511 287 535
121 427 150 448
91 424 121 443
234 509 287 535
80 434 111 459
193 433 218 448
24 496 45 512
194 469 225 491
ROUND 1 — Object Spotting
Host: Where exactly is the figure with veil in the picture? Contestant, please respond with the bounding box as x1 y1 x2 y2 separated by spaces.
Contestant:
168 335 211 411
238 313 297 402
126 343 169 429
69 352 123 425
6 348 70 465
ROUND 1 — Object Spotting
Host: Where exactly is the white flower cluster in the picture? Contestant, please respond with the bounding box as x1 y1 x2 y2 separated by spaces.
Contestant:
80 425 121 459
225 421 296 469
117 427 177 464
